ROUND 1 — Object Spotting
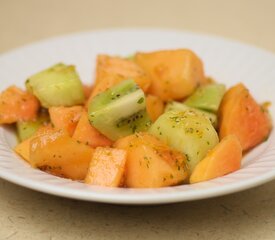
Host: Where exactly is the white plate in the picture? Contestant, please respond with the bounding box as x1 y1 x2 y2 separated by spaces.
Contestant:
0 29 275 205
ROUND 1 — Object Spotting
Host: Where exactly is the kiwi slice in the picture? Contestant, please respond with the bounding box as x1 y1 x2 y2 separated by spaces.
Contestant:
184 83 226 113
165 101 217 128
26 63 85 108
88 79 151 141
149 110 219 173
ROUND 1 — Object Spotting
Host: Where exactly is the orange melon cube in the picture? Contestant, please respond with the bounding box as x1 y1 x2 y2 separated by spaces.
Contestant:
146 94 165 122
219 83 272 151
30 129 94 180
72 112 113 147
83 84 93 100
14 125 53 163
49 106 84 136
190 135 242 184
15 138 32 162
135 49 206 101
89 55 151 100
115 133 188 188
0 86 40 124
85 147 127 187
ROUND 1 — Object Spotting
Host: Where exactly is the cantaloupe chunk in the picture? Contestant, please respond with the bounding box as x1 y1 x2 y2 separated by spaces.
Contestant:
49 106 84 136
190 135 242 183
135 49 206 101
83 84 93 100
89 55 151 100
15 138 32 162
29 129 94 180
14 125 54 163
72 112 113 147
219 83 272 151
85 147 127 187
0 86 40 124
146 94 165 122
115 133 188 188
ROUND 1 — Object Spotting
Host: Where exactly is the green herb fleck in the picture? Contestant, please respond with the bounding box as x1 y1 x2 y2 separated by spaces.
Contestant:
137 97 144 104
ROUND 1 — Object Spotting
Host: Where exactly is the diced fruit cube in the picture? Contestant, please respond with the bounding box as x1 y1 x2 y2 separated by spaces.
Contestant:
115 133 188 188
72 112 113 147
146 94 165 122
83 84 93 100
49 106 84 136
165 101 217 128
91 55 151 98
0 86 40 124
190 135 242 183
29 129 94 180
14 125 54 163
135 49 206 101
26 63 85 108
184 83 226 113
88 79 151 141
85 147 127 187
219 83 272 151
149 110 219 172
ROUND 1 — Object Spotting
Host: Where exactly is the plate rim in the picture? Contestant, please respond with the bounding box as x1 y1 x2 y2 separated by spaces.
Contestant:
0 160 274 205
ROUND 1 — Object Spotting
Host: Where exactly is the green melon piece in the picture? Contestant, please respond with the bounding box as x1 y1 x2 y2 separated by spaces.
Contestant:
149 110 219 172
26 63 85 108
184 83 226 113
165 101 217 128
16 112 49 142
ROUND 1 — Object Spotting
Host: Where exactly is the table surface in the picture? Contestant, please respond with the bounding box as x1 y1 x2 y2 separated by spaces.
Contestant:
1 0 275 239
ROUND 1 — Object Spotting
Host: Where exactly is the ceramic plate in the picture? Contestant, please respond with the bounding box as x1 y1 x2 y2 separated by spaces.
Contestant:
0 29 274 205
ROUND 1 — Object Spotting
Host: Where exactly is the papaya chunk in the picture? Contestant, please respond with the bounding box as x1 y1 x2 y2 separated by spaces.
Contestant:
190 135 242 183
135 49 206 101
0 86 40 124
49 106 84 136
146 94 165 122
115 133 188 188
29 129 94 180
219 83 272 151
83 84 93 100
72 112 113 147
89 55 151 100
85 147 127 187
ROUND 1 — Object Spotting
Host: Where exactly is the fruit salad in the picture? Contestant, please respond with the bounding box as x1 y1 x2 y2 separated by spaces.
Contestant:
0 49 272 188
